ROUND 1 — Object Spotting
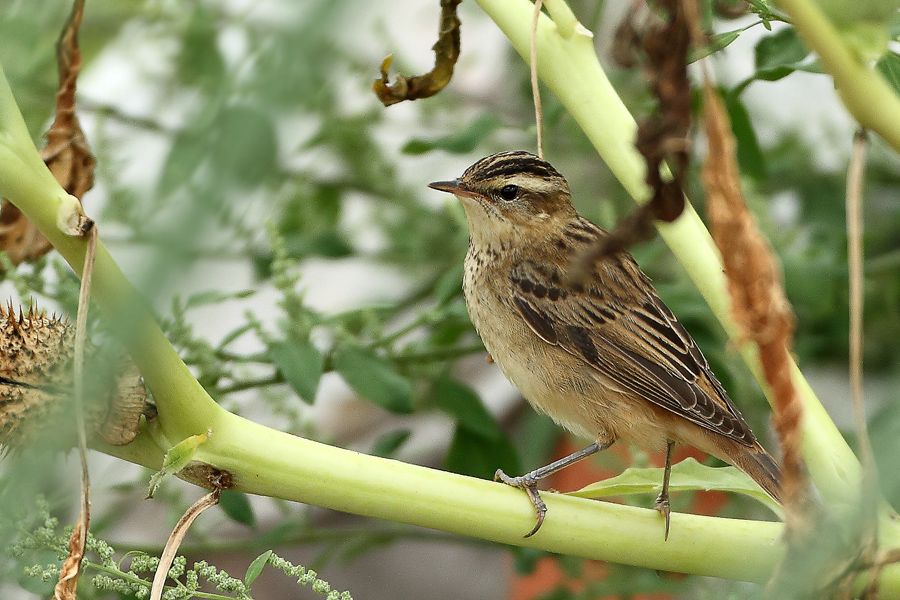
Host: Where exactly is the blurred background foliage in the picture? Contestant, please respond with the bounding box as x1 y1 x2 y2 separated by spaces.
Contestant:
0 0 897 598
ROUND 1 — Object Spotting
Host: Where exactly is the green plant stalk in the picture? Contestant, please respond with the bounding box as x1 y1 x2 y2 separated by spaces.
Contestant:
474 0 861 507
0 61 792 584
775 0 900 153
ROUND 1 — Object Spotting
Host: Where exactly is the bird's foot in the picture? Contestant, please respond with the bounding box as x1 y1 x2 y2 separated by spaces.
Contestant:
655 492 671 541
495 468 547 538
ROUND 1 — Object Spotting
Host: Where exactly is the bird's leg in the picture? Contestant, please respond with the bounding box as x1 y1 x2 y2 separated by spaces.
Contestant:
495 441 608 538
655 440 675 540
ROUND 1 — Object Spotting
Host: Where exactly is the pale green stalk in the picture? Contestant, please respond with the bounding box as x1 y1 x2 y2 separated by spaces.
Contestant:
775 0 900 153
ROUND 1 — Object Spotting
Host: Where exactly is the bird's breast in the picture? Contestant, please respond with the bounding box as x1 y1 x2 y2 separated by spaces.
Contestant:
462 245 609 441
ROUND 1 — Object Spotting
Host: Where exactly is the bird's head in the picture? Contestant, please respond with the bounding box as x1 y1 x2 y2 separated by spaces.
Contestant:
429 151 575 244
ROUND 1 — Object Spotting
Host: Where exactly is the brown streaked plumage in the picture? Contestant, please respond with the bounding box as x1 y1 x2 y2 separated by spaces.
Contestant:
429 150 781 538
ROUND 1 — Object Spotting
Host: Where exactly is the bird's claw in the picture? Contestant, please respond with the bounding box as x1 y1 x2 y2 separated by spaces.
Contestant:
655 493 671 541
495 468 548 538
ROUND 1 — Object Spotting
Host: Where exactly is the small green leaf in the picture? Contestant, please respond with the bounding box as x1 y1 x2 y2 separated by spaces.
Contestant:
445 423 520 480
568 457 781 515
723 92 766 179
432 377 501 440
433 264 464 306
158 129 208 197
147 431 211 498
244 550 273 586
754 27 810 81
269 337 323 404
876 51 900 94
219 491 256 527
185 289 255 309
689 30 741 63
402 115 501 155
213 105 279 189
371 429 411 458
333 345 413 413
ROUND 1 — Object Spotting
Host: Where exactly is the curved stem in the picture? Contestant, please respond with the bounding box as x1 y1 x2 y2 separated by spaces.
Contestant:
774 0 900 153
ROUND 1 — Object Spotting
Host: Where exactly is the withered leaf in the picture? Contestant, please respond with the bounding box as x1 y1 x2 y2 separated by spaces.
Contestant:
701 81 808 531
572 0 690 277
0 0 95 265
373 0 461 106
54 519 86 600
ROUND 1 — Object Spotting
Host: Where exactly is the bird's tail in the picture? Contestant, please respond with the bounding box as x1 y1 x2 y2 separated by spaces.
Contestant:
732 443 783 503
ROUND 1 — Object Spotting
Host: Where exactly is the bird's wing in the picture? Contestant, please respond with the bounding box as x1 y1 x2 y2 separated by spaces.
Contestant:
508 226 756 446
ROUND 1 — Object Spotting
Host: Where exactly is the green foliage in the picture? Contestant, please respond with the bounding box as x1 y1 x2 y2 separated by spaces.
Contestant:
333 345 414 414
569 458 782 515
8 499 352 599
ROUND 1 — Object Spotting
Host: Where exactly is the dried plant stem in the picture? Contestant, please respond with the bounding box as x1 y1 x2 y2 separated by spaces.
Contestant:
846 130 879 579
55 222 97 600
846 129 873 475
150 490 221 600
530 0 544 158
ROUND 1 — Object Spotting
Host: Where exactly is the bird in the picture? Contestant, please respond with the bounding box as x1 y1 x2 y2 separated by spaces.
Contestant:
428 150 782 539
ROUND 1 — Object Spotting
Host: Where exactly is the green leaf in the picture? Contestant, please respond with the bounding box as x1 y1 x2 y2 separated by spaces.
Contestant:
723 92 766 179
433 264 464 306
185 289 255 309
568 457 782 515
401 114 501 155
177 6 225 90
445 423 520 480
268 337 323 404
754 27 810 81
243 550 273 586
371 429 411 458
213 105 279 189
876 51 900 95
158 129 208 197
689 29 741 63
432 376 501 440
147 431 210 498
219 490 256 527
333 345 413 413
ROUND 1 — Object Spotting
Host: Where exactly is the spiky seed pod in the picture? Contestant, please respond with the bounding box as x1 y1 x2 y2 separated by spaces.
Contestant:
0 303 147 451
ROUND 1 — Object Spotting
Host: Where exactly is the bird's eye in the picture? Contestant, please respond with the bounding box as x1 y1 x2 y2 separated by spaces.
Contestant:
499 184 519 201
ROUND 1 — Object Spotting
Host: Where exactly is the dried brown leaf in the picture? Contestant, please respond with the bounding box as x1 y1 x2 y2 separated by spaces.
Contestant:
700 81 808 529
54 519 86 600
0 0 95 265
572 0 691 279
373 0 461 106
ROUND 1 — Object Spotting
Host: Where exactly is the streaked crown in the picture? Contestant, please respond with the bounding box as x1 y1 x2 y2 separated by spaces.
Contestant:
460 151 570 199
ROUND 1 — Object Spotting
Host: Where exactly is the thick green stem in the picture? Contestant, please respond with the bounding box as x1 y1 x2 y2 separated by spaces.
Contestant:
101 416 785 583
775 0 900 153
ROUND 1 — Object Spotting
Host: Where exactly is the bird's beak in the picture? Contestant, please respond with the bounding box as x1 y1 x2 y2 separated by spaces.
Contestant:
428 179 480 199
